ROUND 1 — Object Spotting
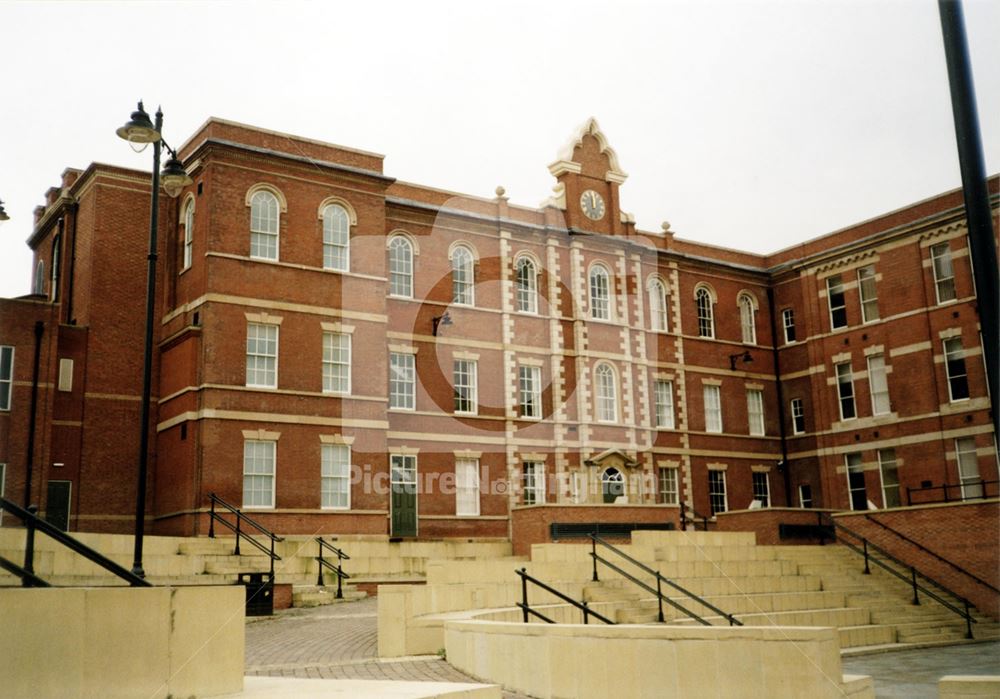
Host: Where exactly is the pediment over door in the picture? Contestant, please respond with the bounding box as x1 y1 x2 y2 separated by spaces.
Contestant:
584 448 640 470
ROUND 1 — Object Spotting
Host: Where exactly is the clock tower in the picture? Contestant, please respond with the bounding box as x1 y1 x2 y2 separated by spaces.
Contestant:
544 117 633 236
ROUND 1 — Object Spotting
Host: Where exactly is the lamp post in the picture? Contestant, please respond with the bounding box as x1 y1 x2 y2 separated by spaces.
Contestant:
116 101 192 577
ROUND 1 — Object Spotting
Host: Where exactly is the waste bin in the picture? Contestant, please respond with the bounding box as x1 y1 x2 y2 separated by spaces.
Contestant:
238 572 274 616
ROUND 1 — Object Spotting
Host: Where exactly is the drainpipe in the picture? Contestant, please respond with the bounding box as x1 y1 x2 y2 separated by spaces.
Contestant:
65 203 79 324
23 320 44 508
767 288 792 506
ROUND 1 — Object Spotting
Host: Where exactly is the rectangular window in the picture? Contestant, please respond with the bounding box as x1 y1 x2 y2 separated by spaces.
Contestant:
857 265 879 323
943 338 970 401
752 471 770 507
58 358 74 392
878 448 899 508
654 380 675 429
798 484 813 509
0 346 13 411
523 461 545 505
453 359 477 414
321 444 350 509
243 440 276 508
931 242 957 303
836 362 856 420
708 470 727 515
658 467 678 505
782 308 796 343
790 398 805 435
704 384 723 433
246 323 278 388
746 389 765 436
322 332 351 394
956 437 982 499
867 354 890 415
846 452 867 511
389 352 415 410
518 365 542 419
455 458 480 516
827 275 847 329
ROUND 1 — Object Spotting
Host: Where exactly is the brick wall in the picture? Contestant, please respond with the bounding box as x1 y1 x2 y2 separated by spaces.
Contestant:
510 504 680 556
715 507 839 545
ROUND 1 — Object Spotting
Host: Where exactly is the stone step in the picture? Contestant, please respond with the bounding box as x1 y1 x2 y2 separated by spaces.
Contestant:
291 584 367 608
839 624 897 648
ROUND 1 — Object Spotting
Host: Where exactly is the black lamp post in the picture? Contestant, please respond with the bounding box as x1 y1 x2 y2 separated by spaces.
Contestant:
116 101 192 577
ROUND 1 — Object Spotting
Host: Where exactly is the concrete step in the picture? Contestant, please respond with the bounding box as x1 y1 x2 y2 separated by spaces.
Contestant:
839 624 897 648
291 584 367 608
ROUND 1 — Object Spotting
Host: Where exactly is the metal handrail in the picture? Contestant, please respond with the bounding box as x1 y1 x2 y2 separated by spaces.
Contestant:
589 534 742 626
823 514 976 639
316 537 351 599
0 497 151 587
516 567 615 625
863 515 999 594
680 502 710 531
208 493 284 576
905 479 998 506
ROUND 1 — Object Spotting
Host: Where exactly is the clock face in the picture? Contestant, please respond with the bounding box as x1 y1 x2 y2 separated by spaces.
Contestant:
580 189 606 221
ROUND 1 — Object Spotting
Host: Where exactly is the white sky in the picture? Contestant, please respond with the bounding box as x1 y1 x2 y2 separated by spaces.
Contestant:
1 0 997 299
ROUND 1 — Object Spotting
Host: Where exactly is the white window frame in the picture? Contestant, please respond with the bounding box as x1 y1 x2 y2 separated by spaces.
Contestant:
595 363 618 423
845 452 866 511
738 294 757 345
322 332 351 395
654 380 675 429
451 246 475 306
782 308 796 343
703 384 723 433
515 257 538 314
658 466 678 505
589 265 612 321
746 389 765 436
857 265 879 323
321 444 351 510
389 352 416 410
790 398 805 435
867 353 890 415
955 437 982 499
182 199 194 271
523 461 545 505
249 190 279 261
752 471 770 508
877 448 900 508
827 275 847 329
453 359 478 415
34 259 45 295
696 286 715 338
649 279 668 332
243 440 276 509
0 345 13 411
456 458 480 516
708 470 727 515
835 362 856 420
388 236 414 298
930 242 957 304
246 323 278 388
943 337 970 402
518 365 542 419
798 484 813 509
322 203 351 272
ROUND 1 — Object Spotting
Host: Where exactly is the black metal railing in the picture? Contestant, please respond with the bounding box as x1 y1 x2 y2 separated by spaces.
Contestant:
0 497 150 587
863 515 999 595
208 493 284 577
680 502 710 531
905 479 998 506
589 534 741 626
316 537 351 599
516 567 615 625
822 513 976 639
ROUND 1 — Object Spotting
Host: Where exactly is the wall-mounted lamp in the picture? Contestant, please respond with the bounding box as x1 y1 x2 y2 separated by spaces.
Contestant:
432 312 453 336
729 350 753 371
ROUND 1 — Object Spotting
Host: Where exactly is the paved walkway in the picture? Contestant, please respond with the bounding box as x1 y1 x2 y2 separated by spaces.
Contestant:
842 641 1000 698
245 597 527 697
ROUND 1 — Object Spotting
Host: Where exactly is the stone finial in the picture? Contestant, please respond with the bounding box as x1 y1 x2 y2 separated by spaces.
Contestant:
495 186 508 202
661 221 672 233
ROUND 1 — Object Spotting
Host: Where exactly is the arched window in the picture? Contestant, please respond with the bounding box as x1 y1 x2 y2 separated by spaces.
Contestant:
602 467 625 503
696 286 714 338
388 236 414 298
34 259 45 296
515 256 538 314
50 235 61 302
589 265 611 320
182 199 194 271
649 278 668 331
322 204 350 272
595 363 618 422
249 190 279 260
452 245 475 305
738 293 757 344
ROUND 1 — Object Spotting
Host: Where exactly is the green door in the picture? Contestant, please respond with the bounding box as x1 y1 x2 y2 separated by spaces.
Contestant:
390 454 417 537
45 480 72 531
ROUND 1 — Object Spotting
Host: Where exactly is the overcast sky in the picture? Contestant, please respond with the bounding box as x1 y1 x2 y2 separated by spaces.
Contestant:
1 0 997 299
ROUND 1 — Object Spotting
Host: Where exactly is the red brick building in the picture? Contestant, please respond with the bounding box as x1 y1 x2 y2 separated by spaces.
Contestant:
0 117 996 537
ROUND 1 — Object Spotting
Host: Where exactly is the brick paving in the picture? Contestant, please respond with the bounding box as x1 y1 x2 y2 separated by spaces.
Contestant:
245 597 528 697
